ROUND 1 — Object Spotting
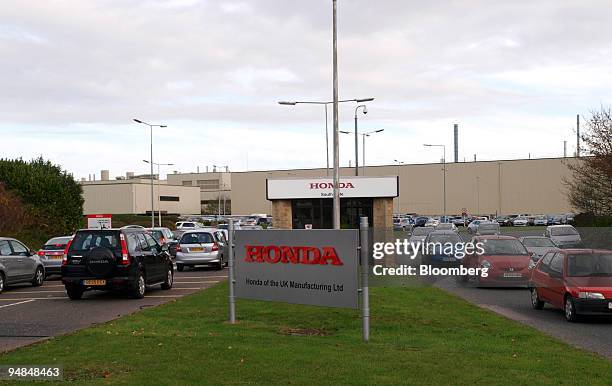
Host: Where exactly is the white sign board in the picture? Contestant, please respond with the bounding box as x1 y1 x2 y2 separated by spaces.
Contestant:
86 214 112 229
267 176 398 200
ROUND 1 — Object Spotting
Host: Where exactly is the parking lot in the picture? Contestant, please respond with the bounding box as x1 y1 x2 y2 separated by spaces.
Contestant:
0 267 227 352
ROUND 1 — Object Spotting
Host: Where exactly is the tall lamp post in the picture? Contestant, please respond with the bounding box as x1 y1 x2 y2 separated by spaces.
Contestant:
143 160 174 226
340 129 384 176
134 119 167 227
278 98 374 176
213 164 228 218
393 159 404 214
353 105 368 176
424 144 447 220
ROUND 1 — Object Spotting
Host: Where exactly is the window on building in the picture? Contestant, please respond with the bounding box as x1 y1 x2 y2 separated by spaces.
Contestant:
160 196 180 202
197 179 220 190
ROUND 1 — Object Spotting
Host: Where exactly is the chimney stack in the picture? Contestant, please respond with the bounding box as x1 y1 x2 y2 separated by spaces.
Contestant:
453 124 459 163
101 170 110 181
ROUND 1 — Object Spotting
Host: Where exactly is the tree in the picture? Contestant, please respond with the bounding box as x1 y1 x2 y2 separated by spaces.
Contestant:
565 107 612 216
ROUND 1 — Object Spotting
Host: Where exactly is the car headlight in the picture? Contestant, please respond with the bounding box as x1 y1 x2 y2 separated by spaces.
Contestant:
578 292 605 300
481 260 492 269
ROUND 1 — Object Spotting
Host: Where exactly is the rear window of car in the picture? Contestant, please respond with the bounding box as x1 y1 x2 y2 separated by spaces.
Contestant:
482 239 529 255
567 253 612 277
42 237 71 250
70 231 120 251
551 227 579 236
180 232 214 244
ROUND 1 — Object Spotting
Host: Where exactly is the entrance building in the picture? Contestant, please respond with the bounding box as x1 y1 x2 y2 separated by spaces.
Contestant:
266 176 398 229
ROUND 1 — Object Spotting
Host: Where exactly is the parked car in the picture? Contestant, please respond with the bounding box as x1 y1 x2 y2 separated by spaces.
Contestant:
545 225 582 248
175 230 226 271
495 216 511 227
408 226 435 245
146 227 174 245
461 235 532 287
533 216 548 226
467 220 482 234
476 222 500 236
420 231 463 266
38 235 72 278
0 237 45 293
451 217 465 226
61 228 174 299
175 221 200 230
414 217 429 227
435 223 458 232
529 249 612 322
425 218 440 227
519 236 557 261
512 216 529 226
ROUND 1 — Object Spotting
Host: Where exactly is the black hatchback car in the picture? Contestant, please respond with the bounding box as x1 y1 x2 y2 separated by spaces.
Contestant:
61 228 174 300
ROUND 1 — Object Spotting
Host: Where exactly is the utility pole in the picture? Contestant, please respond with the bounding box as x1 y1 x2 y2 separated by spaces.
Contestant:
332 0 340 229
576 114 580 157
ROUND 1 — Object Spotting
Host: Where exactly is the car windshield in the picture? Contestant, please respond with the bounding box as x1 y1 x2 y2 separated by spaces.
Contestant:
551 227 578 236
482 239 529 255
522 238 556 247
71 231 120 251
412 227 434 236
180 232 215 244
42 237 71 250
181 223 196 228
567 253 612 277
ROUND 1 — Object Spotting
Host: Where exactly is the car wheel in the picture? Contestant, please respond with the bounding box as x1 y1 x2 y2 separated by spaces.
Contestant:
129 270 146 299
564 296 579 322
530 288 544 310
161 265 174 290
66 285 84 300
176 264 184 272
32 266 44 287
0 272 4 293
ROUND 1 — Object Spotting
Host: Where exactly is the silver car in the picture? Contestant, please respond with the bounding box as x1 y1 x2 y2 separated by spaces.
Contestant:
0 237 45 293
37 236 72 278
175 230 226 271
545 225 582 248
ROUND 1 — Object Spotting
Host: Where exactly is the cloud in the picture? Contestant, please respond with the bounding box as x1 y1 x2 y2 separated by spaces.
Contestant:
0 0 611 179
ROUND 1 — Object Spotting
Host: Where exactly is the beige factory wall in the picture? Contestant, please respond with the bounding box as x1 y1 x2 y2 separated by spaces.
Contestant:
82 184 136 215
230 157 577 216
133 184 201 215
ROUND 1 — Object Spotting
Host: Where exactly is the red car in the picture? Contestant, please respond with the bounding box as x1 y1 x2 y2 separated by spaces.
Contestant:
462 235 532 287
529 249 612 322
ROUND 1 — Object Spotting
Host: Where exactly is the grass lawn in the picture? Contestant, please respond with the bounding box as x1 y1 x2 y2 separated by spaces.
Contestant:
1 283 610 385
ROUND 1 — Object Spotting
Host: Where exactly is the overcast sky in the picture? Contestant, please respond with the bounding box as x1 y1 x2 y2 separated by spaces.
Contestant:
1 0 611 180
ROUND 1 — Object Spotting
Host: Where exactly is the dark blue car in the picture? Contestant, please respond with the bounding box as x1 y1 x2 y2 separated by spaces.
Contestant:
420 231 464 266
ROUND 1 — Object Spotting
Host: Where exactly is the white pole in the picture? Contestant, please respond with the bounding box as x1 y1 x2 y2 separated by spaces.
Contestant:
332 0 340 229
228 219 236 324
360 216 369 342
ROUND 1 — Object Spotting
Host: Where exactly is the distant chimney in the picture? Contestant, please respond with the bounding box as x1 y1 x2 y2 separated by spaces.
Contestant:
206 166 209 172
213 166 217 172
197 166 200 173
473 154 477 162
126 171 134 179
453 124 459 163
101 170 109 181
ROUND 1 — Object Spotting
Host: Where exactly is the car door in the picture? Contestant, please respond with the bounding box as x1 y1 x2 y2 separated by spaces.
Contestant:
144 233 163 281
135 233 157 283
9 240 34 281
0 240 17 283
547 252 566 308
534 252 555 302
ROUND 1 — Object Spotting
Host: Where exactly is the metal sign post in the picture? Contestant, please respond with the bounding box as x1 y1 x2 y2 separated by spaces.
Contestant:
360 217 370 342
228 219 236 324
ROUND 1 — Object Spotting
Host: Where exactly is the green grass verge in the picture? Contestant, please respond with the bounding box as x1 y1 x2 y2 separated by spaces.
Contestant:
1 284 610 385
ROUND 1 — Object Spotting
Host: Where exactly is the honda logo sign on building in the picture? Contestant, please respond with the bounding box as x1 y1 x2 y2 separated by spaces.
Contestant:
234 230 359 309
86 214 112 229
267 176 398 199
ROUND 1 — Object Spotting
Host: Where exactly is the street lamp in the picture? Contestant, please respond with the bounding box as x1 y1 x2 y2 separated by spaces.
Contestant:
143 160 174 227
278 97 374 177
133 118 167 227
353 105 368 176
424 144 447 220
393 159 404 214
340 129 384 175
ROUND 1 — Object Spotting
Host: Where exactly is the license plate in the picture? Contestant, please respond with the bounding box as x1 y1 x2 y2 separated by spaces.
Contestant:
190 247 204 252
48 255 63 259
608 302 612 310
84 279 106 286
503 273 523 278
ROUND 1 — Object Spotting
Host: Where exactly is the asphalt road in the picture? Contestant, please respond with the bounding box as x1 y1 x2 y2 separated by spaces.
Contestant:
434 277 612 359
0 267 227 353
